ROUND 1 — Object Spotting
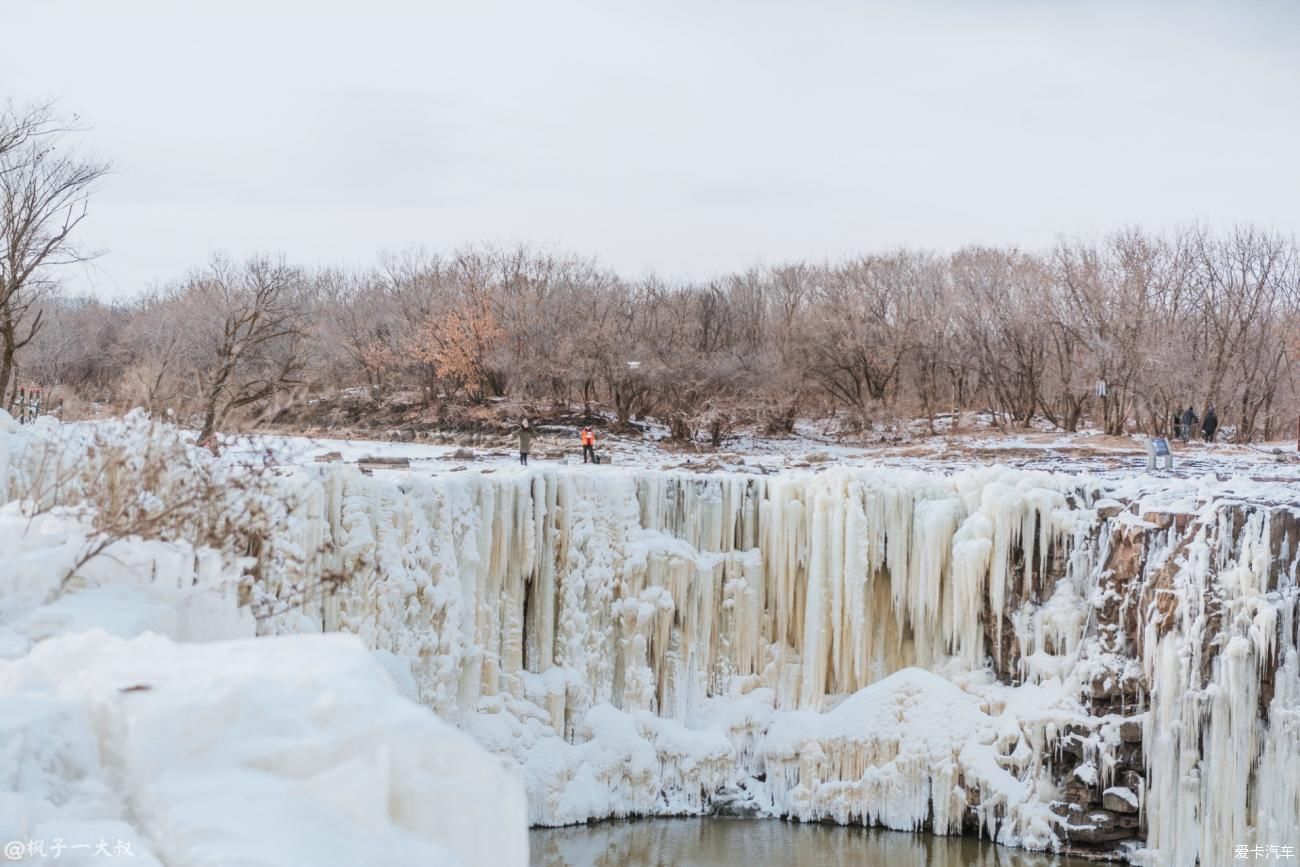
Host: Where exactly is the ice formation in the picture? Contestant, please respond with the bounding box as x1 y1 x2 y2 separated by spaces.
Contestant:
250 457 1295 862
4 411 1299 863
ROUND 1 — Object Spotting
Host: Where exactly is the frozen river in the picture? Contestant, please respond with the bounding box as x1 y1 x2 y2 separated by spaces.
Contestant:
530 818 1098 867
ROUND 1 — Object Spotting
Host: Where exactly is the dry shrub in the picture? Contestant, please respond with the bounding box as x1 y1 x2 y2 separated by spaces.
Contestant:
9 410 336 620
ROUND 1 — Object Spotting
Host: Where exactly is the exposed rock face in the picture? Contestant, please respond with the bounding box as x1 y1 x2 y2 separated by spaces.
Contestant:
243 465 1298 864
1065 809 1141 845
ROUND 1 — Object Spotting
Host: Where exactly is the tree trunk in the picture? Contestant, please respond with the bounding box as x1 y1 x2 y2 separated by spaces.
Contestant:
199 399 220 443
0 353 12 412
0 313 16 405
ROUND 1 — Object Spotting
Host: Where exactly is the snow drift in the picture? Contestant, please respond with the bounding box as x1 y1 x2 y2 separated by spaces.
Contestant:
2 631 526 867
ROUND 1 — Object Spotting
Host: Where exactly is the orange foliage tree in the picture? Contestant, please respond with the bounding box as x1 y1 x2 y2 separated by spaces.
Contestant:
406 298 506 402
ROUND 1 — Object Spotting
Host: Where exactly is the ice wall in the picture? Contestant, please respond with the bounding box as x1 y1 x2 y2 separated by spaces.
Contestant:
271 462 1299 863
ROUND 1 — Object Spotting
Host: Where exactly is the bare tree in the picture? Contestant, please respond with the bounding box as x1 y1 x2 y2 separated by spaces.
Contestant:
310 268 400 399
22 295 123 396
0 101 110 401
588 279 662 429
115 288 189 414
1189 226 1296 441
801 254 928 427
1051 233 1165 435
755 264 813 433
165 255 310 442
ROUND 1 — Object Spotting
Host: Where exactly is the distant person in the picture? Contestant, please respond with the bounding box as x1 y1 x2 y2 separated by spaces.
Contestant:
1202 406 1218 443
517 419 533 465
1171 409 1182 441
1181 405 1197 443
580 426 596 464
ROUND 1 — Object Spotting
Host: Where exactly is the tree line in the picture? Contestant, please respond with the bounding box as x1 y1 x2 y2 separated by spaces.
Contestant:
14 230 1299 445
5 103 1299 444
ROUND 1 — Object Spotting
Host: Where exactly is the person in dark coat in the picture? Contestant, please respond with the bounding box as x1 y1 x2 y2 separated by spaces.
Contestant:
1180 405 1197 443
1172 409 1182 441
516 419 533 465
1202 406 1218 443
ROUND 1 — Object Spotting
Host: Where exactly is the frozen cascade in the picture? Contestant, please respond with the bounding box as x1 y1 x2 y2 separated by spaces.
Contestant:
1137 507 1300 867
251 462 1300 862
297 468 1085 726
4 418 1297 863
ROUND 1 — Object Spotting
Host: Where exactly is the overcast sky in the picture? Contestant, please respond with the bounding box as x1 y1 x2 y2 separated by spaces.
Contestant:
6 0 1300 298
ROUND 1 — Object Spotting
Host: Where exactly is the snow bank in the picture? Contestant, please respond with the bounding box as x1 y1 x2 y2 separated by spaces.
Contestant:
0 502 254 657
1 631 526 867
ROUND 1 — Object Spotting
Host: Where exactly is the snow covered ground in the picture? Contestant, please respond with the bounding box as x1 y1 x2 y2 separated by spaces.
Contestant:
236 416 1300 486
4 411 1298 865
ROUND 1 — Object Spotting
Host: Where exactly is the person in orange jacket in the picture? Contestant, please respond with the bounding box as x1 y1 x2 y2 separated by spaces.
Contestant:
580 427 596 464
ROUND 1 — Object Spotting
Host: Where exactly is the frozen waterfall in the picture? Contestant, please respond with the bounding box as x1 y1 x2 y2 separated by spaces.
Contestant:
259 462 1300 865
